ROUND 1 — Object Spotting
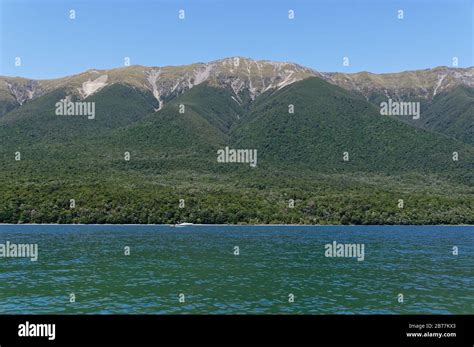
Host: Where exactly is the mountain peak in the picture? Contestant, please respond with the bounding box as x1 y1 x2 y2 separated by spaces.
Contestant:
1 58 473 110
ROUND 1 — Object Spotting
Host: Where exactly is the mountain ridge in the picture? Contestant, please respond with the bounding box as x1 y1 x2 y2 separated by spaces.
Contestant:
1 57 472 109
0 67 472 224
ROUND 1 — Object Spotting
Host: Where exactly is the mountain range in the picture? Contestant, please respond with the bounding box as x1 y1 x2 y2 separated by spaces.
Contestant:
0 57 472 224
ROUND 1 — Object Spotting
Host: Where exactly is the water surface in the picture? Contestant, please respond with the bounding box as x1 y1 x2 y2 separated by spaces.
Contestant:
0 225 472 314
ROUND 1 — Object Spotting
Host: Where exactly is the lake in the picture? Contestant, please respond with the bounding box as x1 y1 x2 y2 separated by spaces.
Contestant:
0 225 472 314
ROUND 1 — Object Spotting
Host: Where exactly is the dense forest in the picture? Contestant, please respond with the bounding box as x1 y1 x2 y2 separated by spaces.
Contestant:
0 78 472 224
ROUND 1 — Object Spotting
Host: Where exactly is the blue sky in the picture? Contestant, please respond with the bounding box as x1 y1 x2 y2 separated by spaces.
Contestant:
1 0 472 79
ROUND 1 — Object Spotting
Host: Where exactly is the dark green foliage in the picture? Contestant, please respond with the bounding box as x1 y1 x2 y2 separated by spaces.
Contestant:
0 78 472 224
417 86 474 145
234 78 474 179
369 86 474 146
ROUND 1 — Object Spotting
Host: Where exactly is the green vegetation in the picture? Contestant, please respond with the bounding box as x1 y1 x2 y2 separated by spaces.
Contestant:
417 86 474 145
0 78 472 224
367 86 474 146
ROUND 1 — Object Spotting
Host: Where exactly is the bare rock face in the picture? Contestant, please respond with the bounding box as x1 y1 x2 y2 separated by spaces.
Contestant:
0 58 472 113
77 75 108 99
141 57 317 109
4 79 45 105
321 66 474 101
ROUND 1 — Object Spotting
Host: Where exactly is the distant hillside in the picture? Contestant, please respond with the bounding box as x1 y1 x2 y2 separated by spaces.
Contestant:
0 58 472 224
2 58 472 145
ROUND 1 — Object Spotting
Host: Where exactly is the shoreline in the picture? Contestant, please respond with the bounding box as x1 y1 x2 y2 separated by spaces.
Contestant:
0 223 473 227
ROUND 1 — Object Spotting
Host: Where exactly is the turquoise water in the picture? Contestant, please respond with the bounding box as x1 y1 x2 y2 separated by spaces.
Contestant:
0 225 472 314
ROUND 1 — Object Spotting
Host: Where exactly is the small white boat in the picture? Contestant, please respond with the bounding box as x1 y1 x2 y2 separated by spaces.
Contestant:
175 222 194 227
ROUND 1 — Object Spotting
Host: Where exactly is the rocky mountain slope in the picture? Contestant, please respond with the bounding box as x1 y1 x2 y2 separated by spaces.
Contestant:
323 66 474 102
2 57 472 145
2 57 472 112
0 60 473 224
0 57 318 113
